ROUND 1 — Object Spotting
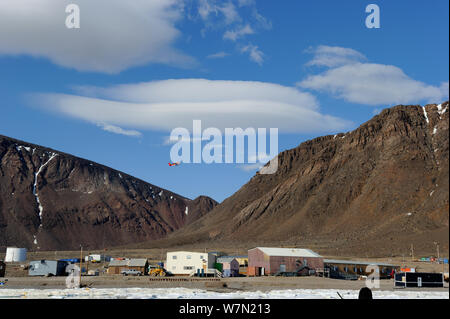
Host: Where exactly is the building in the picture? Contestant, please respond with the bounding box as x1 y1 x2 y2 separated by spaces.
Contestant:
59 258 81 264
107 259 148 275
232 256 248 267
5 247 27 262
0 261 5 277
216 257 240 277
248 247 324 276
85 254 111 263
224 255 248 275
395 272 444 288
166 251 217 276
28 260 68 276
324 259 399 279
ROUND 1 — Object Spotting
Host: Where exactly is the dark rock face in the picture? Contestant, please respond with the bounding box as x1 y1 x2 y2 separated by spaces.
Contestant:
0 137 217 250
171 102 449 256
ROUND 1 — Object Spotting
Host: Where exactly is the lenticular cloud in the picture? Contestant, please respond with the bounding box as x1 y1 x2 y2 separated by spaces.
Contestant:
35 79 352 134
0 0 193 73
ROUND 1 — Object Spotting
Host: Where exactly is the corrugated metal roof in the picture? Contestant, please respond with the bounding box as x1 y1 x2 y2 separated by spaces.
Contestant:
217 257 238 264
108 259 147 267
226 255 248 259
324 259 397 267
108 260 128 267
127 259 147 267
254 247 322 258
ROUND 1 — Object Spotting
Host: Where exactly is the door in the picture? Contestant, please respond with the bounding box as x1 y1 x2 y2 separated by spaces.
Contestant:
417 277 422 287
280 264 286 272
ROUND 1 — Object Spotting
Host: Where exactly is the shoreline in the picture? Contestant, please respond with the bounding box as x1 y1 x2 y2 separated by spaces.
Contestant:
1 276 448 293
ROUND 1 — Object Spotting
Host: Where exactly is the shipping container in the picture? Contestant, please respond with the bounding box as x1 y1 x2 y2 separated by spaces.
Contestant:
395 272 444 288
0 261 5 277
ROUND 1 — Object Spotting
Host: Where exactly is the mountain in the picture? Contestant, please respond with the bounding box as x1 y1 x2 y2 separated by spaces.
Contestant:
161 102 449 256
0 135 217 250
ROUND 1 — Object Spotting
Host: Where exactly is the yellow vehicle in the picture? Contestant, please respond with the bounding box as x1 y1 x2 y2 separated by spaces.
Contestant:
148 263 166 277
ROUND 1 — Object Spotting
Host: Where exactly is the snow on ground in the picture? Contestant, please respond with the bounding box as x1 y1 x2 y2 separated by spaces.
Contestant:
16 145 31 152
422 106 429 124
32 153 58 246
0 288 447 299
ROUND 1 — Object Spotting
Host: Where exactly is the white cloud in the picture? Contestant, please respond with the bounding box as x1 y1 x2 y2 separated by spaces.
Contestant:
224 24 254 41
219 1 241 24
247 152 273 163
239 163 264 171
35 79 352 134
305 45 367 67
97 123 142 137
207 51 230 59
299 46 449 105
196 0 271 46
237 0 255 7
252 9 272 30
197 0 241 25
0 0 194 73
241 44 264 65
162 135 220 146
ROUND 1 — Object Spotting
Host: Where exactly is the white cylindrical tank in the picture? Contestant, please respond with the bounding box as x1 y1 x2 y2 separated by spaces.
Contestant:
4 247 27 262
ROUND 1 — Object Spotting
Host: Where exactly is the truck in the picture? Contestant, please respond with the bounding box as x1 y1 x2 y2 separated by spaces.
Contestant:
121 269 143 276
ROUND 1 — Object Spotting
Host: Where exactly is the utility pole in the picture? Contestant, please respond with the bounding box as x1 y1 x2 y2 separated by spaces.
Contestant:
436 243 440 261
79 245 83 288
433 242 440 262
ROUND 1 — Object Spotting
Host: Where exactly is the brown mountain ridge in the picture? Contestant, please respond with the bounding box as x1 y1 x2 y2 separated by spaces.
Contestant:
155 102 449 256
0 135 217 250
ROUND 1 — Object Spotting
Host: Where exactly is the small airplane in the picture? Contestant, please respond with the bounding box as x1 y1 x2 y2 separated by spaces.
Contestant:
168 161 181 167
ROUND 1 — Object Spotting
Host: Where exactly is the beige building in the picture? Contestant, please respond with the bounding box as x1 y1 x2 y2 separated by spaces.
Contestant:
166 251 217 276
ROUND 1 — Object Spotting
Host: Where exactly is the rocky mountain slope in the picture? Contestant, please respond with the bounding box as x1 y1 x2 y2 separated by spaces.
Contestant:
0 136 217 250
162 102 449 256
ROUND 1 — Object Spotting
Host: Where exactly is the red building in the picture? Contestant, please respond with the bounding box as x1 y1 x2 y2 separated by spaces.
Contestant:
248 247 324 276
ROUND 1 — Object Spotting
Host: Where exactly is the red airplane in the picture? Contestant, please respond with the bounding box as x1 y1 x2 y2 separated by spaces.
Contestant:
168 161 181 167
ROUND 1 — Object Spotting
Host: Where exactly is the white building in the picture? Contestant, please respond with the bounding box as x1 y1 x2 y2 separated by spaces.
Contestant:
84 254 111 263
5 247 27 262
166 251 217 275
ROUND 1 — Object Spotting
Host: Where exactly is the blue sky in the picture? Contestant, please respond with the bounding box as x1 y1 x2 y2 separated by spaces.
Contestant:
0 0 448 202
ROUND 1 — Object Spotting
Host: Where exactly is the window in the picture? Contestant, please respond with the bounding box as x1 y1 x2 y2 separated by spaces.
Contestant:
200 255 204 259
172 256 177 260
172 266 176 270
187 255 191 260
303 259 307 267
183 266 194 270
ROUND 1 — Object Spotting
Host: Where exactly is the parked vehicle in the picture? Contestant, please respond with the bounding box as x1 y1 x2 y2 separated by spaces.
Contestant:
121 269 142 276
148 263 167 277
